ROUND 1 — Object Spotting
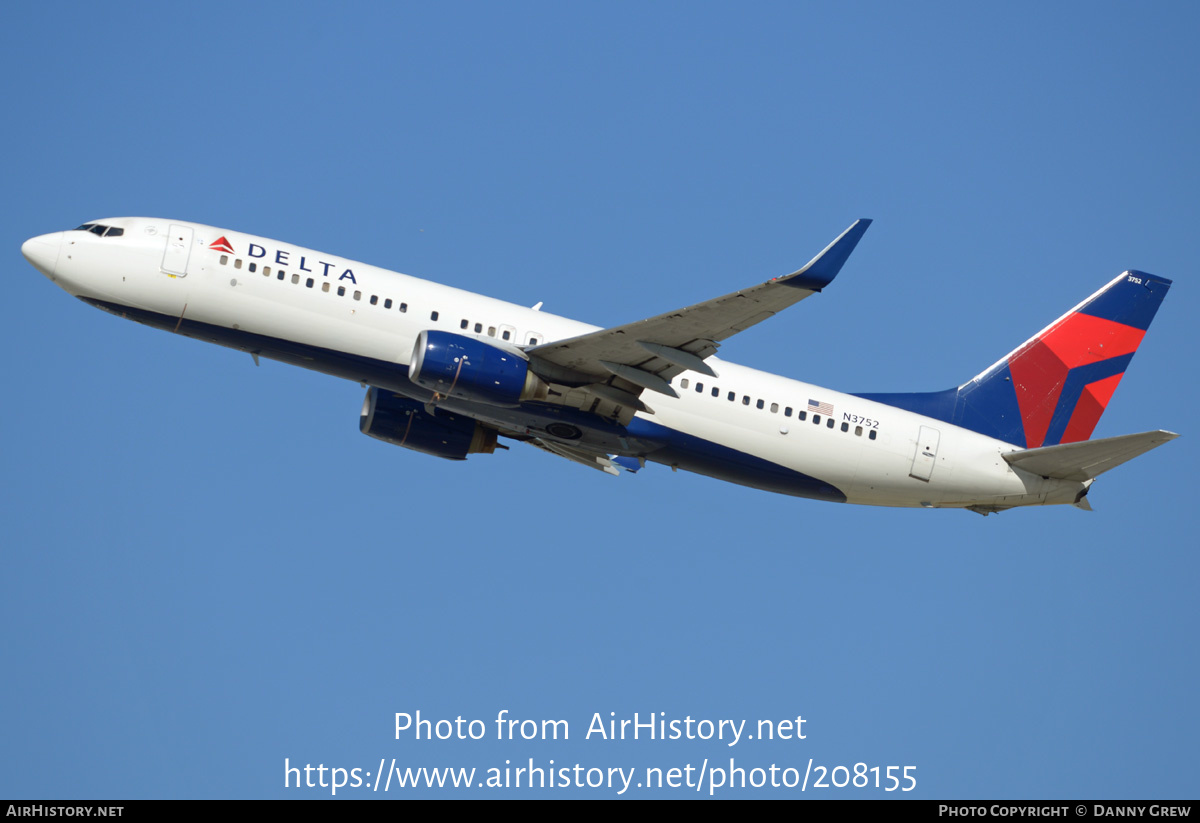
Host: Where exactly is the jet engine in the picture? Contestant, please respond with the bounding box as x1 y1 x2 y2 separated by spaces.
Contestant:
359 387 497 460
409 330 548 406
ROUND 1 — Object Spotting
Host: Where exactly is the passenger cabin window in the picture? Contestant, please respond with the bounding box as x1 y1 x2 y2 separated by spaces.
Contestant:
370 295 378 305
680 379 690 389
338 286 346 296
461 319 469 329
220 255 229 266
431 311 439 321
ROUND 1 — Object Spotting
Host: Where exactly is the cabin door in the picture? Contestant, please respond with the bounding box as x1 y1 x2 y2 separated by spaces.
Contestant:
161 224 193 276
909 426 940 481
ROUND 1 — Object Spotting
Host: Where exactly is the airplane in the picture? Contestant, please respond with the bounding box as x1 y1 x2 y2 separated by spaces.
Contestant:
21 217 1176 514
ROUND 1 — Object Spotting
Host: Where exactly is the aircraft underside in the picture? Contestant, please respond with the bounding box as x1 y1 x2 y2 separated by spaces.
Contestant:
85 297 849 502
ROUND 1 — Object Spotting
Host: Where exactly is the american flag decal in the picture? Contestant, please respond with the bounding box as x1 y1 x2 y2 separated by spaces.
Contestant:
808 398 833 416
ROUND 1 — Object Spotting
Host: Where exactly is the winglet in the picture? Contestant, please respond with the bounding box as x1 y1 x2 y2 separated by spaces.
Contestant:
779 218 872 291
612 456 643 473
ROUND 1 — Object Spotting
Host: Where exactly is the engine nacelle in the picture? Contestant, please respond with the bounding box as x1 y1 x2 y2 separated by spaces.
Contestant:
409 330 547 407
359 387 497 460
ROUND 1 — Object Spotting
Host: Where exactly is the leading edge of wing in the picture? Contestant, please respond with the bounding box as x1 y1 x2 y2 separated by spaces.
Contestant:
525 219 872 389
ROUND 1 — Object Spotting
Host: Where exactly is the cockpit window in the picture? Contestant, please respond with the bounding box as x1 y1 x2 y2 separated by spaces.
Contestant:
72 223 123 237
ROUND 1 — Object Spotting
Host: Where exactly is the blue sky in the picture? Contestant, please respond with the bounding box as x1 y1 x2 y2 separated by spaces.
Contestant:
2 2 1196 798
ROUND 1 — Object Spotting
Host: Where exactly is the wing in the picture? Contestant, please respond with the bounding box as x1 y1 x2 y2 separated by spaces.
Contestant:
525 437 625 476
526 219 871 399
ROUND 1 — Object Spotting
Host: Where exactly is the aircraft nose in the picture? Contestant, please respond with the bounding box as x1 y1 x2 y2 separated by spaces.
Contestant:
22 232 64 277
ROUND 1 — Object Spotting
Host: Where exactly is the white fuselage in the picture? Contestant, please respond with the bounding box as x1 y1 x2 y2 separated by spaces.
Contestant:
23 217 1086 510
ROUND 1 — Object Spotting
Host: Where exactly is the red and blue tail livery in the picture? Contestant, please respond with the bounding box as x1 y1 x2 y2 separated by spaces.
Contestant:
997 271 1168 448
858 271 1171 450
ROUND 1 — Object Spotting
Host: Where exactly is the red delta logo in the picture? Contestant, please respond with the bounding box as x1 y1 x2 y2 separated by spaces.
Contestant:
202 235 360 285
1008 311 1145 448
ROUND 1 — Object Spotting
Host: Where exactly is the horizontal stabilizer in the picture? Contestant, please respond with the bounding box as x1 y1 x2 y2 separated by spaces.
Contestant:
1003 430 1179 481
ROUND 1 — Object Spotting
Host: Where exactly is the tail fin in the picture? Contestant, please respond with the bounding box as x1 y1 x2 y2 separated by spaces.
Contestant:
857 271 1172 448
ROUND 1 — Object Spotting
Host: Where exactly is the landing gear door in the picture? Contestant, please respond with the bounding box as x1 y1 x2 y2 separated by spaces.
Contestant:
909 425 940 481
161 224 193 276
